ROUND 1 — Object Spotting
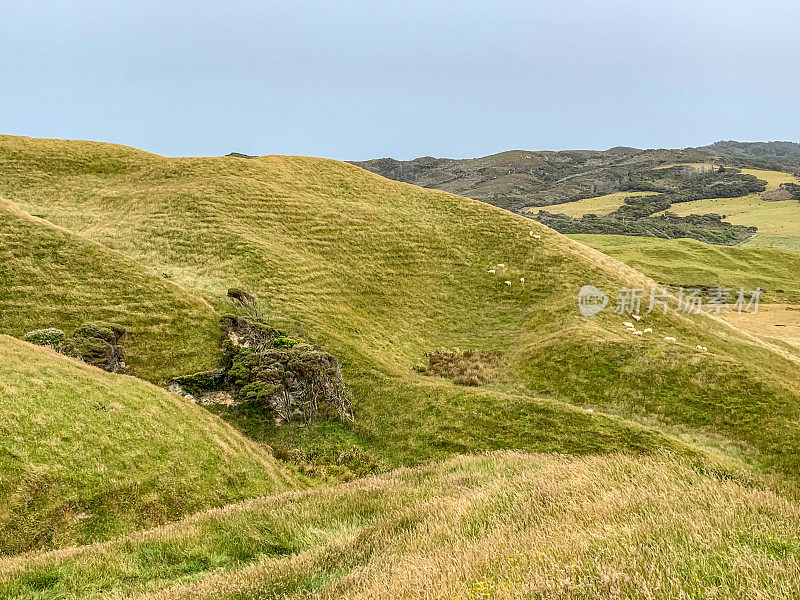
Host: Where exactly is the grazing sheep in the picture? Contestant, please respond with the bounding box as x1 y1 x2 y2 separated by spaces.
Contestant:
533 234 541 240
520 277 525 284
622 321 634 328
702 346 708 352
504 280 512 286
632 314 642 322
643 327 653 333
695 345 708 352
488 269 496 274
664 336 677 342
529 230 534 236
497 263 505 268
633 330 643 336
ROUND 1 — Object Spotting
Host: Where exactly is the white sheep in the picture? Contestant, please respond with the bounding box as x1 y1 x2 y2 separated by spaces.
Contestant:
520 277 525 284
633 330 643 336
643 327 653 333
533 234 541 240
622 321 634 328
504 280 512 286
488 269 496 274
529 230 534 236
695 345 707 352
497 263 505 268
702 346 708 352
632 314 642 322
664 336 677 342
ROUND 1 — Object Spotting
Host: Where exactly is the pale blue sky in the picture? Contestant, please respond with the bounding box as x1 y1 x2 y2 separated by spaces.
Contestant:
1 0 798 160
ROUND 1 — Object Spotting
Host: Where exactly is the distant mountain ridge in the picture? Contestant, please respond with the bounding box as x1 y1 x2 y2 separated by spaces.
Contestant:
353 141 800 212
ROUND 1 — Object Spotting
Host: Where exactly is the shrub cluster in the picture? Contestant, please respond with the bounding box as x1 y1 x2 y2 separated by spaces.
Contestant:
22 322 127 372
174 315 352 425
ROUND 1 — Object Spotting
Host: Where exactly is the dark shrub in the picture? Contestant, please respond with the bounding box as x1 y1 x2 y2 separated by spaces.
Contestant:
174 315 352 424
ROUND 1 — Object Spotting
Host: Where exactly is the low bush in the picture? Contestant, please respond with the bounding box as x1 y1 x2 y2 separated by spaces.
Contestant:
21 322 127 372
22 328 65 347
415 348 505 386
174 315 352 425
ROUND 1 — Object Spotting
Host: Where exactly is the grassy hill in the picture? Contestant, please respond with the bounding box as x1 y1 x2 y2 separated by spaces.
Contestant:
0 195 219 382
1 451 798 600
0 335 301 554
3 136 800 490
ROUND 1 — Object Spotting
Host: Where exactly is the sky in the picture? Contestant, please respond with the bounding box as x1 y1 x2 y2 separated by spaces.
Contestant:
1 0 798 160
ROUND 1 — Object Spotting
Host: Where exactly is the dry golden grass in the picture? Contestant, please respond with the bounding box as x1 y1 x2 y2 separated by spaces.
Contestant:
722 304 800 354
534 191 658 217
1 451 798 599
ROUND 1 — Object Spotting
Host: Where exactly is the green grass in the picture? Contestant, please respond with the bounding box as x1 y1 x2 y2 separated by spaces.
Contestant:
569 234 800 303
0 335 301 554
0 196 219 383
0 451 797 600
4 136 800 534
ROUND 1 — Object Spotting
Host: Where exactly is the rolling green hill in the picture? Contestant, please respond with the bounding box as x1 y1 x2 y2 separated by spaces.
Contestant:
0 451 797 600
0 335 301 554
2 135 800 486
3 136 800 595
0 195 219 383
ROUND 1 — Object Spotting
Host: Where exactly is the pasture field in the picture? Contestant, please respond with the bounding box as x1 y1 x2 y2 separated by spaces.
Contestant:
665 168 800 250
569 234 800 304
528 190 657 217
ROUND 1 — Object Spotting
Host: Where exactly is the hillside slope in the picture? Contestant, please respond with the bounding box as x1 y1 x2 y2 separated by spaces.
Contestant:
0 195 219 382
1 452 798 600
3 136 800 483
0 335 301 554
